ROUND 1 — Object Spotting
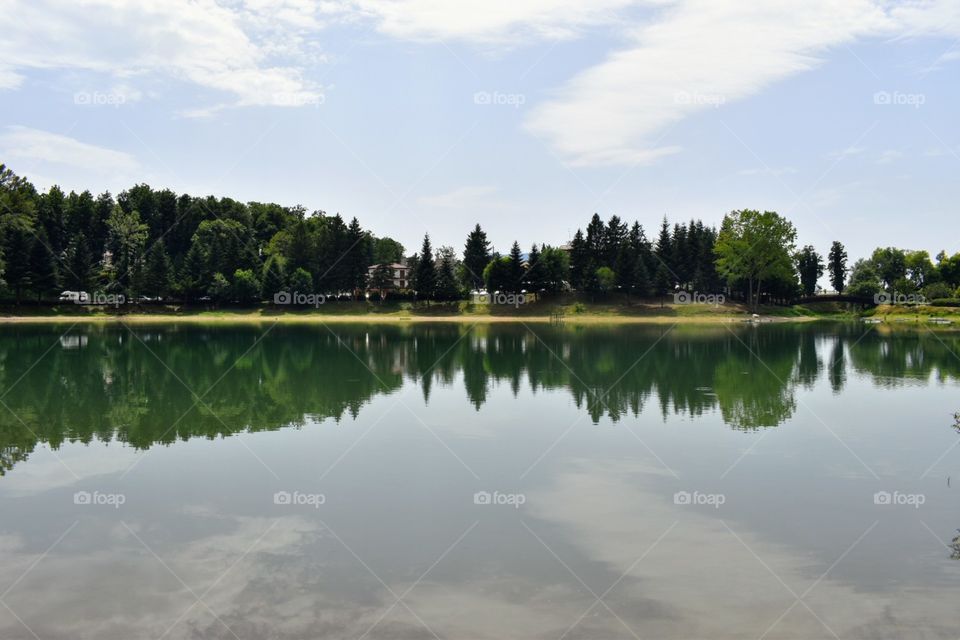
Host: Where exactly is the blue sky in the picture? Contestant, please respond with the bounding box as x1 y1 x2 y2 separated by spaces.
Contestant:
0 0 957 262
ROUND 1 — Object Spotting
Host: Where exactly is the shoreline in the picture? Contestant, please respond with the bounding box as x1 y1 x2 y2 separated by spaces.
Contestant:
0 312 821 325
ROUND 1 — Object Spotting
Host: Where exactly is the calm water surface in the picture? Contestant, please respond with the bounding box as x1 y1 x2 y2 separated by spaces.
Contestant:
1 322 959 639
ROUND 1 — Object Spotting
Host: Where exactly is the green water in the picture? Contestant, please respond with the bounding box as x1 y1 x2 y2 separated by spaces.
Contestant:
0 323 958 638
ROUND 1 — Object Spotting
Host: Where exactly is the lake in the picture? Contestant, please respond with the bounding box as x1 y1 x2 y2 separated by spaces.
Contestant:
1 322 958 639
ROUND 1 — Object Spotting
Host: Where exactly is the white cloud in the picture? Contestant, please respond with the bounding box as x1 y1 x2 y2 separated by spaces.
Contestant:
353 0 642 43
0 126 139 174
525 0 895 166
0 0 323 112
418 185 499 207
0 127 142 192
876 149 903 164
738 166 798 177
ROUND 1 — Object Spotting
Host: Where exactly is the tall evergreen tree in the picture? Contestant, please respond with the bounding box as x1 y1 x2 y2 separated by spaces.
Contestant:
29 232 59 301
508 241 525 293
462 224 491 290
569 230 589 290
141 241 173 297
413 234 436 299
828 241 848 293
2 218 34 303
64 234 94 292
525 244 546 296
434 246 460 300
260 255 285 299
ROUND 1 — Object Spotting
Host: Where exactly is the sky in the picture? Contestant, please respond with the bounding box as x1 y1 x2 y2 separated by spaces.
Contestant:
0 0 957 262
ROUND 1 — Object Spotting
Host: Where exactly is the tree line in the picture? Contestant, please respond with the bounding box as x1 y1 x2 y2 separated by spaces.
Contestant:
0 164 957 308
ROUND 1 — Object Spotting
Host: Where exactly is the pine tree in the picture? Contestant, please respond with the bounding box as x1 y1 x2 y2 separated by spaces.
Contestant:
569 229 588 290
525 244 546 297
413 234 436 300
585 213 605 270
434 247 460 301
508 241 525 293
260 255 285 299
142 241 172 298
65 234 94 292
2 219 34 304
655 216 672 268
180 242 207 301
28 233 59 302
654 262 672 308
462 223 490 290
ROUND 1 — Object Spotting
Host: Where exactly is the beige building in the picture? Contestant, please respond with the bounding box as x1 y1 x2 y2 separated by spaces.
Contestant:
367 263 411 290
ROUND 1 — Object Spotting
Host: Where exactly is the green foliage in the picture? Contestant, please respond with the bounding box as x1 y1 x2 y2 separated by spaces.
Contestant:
369 263 393 301
483 256 511 293
434 246 461 301
232 269 260 304
260 255 285 299
28 233 59 301
209 272 231 303
539 246 569 293
462 224 490 289
715 209 797 310
289 267 313 294
413 234 436 299
507 241 525 293
870 247 907 290
140 241 172 297
372 237 405 264
595 266 616 293
828 241 847 293
795 245 824 296
846 259 882 298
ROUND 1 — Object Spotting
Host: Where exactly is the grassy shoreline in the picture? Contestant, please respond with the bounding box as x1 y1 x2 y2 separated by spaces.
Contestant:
0 300 955 326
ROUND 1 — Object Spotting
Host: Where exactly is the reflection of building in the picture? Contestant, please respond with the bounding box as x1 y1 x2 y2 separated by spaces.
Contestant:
367 262 411 290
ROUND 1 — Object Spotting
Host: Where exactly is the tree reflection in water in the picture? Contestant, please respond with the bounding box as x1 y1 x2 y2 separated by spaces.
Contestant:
0 322 958 475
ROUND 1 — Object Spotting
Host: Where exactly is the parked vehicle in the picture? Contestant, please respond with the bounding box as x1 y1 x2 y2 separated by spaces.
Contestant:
58 291 90 303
